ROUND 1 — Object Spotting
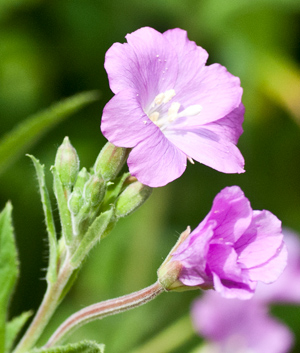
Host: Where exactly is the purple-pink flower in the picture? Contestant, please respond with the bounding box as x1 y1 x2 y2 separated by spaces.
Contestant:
192 291 293 353
159 186 287 299
101 27 245 187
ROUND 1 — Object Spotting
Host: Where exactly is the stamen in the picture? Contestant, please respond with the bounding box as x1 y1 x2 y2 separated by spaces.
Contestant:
149 112 160 123
178 105 202 118
187 156 195 164
154 93 165 105
167 102 181 122
163 89 176 103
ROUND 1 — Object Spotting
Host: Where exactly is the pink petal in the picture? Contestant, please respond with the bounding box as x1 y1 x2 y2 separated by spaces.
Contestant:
101 89 158 148
212 272 255 299
207 186 252 243
165 128 245 173
163 28 209 90
173 63 243 125
236 210 284 268
208 244 242 281
127 130 187 187
125 27 178 103
249 242 288 283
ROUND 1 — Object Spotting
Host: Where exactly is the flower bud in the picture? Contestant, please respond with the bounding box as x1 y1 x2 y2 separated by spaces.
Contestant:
83 175 106 206
55 137 79 189
73 167 90 192
68 189 84 215
115 181 152 218
94 142 128 181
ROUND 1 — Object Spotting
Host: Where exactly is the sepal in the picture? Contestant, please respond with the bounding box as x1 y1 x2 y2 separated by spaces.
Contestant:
94 142 128 181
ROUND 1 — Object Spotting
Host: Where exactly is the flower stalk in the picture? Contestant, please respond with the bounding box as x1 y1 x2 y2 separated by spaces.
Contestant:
13 259 75 353
44 281 164 348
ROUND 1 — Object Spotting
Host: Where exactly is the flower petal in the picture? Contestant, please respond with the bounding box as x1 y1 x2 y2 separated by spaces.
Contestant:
163 28 209 90
206 186 252 243
248 242 288 283
236 210 284 268
127 130 187 187
212 272 255 299
105 27 179 108
101 89 158 148
165 128 245 173
174 63 243 124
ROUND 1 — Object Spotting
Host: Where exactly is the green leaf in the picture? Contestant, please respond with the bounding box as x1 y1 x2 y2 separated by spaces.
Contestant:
0 91 100 176
70 208 114 268
30 340 105 353
5 311 32 353
0 203 19 353
27 155 58 284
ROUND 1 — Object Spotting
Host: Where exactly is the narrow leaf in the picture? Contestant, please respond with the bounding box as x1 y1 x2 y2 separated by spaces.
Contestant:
30 340 105 353
0 91 100 176
0 203 18 353
5 311 32 353
27 155 58 284
70 208 114 268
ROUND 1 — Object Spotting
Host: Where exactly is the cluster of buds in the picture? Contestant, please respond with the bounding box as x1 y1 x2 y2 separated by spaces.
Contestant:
54 137 152 250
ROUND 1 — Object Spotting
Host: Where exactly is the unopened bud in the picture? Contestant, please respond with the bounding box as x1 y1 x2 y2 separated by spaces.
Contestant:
55 137 79 189
74 167 90 192
83 175 106 206
68 190 84 215
115 182 152 218
94 142 128 181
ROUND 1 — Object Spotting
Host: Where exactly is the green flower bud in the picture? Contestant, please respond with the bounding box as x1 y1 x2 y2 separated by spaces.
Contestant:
115 181 152 218
68 189 84 215
83 175 106 206
68 168 90 216
55 137 79 189
94 142 128 181
73 167 90 192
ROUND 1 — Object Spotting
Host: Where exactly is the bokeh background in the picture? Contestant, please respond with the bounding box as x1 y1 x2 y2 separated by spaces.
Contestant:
1 0 300 352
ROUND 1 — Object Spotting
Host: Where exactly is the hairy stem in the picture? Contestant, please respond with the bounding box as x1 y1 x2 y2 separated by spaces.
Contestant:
13 260 74 353
45 281 164 348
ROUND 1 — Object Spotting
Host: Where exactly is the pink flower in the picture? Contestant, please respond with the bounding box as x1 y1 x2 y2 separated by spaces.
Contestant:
192 291 293 353
101 27 245 187
159 186 287 299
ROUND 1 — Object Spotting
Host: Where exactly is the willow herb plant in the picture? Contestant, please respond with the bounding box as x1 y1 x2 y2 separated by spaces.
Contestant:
0 27 287 353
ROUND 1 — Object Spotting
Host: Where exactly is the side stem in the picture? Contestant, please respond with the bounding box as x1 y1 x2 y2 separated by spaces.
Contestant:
13 260 74 353
45 281 165 348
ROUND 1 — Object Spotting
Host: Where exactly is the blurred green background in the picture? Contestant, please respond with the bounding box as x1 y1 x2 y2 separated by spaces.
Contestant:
1 0 300 352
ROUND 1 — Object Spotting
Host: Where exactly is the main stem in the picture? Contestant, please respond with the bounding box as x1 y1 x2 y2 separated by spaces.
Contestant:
13 260 74 353
45 281 165 348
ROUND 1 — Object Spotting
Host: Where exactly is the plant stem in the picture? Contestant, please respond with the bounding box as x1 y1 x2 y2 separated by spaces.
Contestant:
13 260 74 353
45 281 164 348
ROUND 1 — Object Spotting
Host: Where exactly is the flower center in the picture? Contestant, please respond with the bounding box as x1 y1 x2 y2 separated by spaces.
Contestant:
145 89 202 130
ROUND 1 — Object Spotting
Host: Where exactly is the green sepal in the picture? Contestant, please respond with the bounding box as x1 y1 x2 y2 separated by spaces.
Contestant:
70 208 114 268
101 172 130 211
51 166 73 250
0 91 99 177
94 142 128 181
115 182 152 219
5 311 32 353
54 137 80 192
27 155 58 284
0 202 19 353
29 340 105 353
